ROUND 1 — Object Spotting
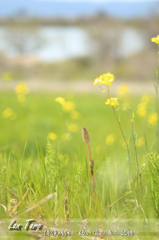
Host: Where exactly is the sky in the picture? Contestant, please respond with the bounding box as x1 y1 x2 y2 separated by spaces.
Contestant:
0 0 159 19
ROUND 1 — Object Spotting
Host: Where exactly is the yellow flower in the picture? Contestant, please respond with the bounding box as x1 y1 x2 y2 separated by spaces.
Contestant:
137 102 147 117
15 82 29 95
93 77 100 85
101 73 115 86
141 95 150 103
105 98 119 107
63 101 75 112
137 137 145 147
151 35 159 44
93 73 115 86
17 94 25 102
106 134 115 145
55 97 65 105
48 132 57 140
2 108 15 119
71 111 80 119
67 124 78 133
148 113 158 126
1 72 12 81
118 85 130 95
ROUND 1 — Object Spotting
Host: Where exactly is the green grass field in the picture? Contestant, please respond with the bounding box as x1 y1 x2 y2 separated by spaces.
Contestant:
0 90 159 239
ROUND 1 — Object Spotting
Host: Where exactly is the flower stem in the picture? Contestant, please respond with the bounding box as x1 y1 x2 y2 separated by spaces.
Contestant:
112 107 134 186
129 109 143 194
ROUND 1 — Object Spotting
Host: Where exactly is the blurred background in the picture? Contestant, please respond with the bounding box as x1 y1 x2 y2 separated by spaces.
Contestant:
0 0 159 155
0 0 159 84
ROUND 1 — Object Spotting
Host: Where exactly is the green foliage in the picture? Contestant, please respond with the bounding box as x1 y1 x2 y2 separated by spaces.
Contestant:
74 161 83 200
45 139 56 188
148 151 159 218
0 165 7 184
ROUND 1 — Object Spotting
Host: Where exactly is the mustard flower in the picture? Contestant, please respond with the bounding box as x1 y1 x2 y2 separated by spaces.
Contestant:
1 72 12 81
106 134 115 145
105 98 119 107
93 77 100 85
118 85 130 95
151 35 159 44
148 113 158 126
71 111 80 119
137 137 145 147
93 73 115 86
141 94 150 104
15 82 29 95
48 132 57 140
137 102 147 117
2 108 14 119
55 97 65 105
63 101 75 112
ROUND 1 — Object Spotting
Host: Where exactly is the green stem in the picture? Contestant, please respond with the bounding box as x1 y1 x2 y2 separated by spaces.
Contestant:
129 110 143 194
112 107 135 186
117 107 143 194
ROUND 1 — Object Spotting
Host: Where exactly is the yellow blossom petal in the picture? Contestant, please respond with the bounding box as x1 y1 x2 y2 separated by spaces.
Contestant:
55 97 65 105
93 78 100 85
137 137 145 147
141 95 150 103
71 111 80 119
106 134 115 145
2 108 14 119
1 72 12 81
15 82 29 95
48 132 57 140
118 85 130 95
63 101 75 112
151 35 159 44
148 113 158 126
105 98 119 107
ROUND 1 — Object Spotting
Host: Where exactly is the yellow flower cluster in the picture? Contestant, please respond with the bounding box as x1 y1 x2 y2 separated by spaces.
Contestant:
105 98 119 107
118 85 130 96
93 73 115 86
106 134 115 145
48 132 57 141
151 35 159 45
55 97 65 105
137 137 145 147
2 108 16 120
137 94 150 117
148 112 158 126
15 82 29 103
55 96 80 141
1 72 12 81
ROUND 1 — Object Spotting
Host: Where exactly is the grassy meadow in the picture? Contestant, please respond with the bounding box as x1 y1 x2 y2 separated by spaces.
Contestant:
0 84 159 239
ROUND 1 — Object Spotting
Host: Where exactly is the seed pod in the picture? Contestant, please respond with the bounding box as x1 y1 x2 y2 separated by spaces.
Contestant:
82 127 90 143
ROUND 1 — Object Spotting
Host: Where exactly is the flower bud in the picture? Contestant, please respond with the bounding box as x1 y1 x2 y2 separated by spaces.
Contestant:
82 127 90 143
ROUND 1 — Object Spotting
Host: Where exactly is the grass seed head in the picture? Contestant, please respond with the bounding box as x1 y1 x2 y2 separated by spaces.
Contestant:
82 127 90 143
